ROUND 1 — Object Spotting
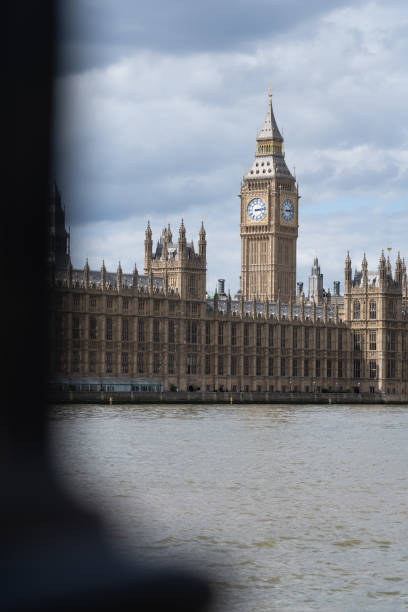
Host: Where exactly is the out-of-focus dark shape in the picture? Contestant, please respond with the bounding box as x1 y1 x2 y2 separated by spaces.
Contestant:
2 2 211 610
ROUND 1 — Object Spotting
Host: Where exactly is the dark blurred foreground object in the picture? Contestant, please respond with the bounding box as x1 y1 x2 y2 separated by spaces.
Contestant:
2 2 211 610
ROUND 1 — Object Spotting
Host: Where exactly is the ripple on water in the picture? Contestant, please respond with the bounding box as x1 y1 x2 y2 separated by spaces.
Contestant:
49 403 408 612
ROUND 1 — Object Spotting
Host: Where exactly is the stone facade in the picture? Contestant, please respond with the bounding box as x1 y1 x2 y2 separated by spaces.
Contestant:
48 93 408 398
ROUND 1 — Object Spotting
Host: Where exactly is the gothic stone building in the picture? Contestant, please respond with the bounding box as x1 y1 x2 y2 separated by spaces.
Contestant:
49 93 408 398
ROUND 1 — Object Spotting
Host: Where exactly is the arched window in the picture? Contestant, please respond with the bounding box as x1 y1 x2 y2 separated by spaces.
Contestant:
369 300 377 319
353 300 361 320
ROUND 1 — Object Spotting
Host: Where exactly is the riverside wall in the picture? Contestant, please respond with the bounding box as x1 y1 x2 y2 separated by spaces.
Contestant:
48 391 408 405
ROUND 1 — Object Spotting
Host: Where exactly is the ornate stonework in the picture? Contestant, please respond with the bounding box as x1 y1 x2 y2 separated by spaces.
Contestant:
48 91 408 399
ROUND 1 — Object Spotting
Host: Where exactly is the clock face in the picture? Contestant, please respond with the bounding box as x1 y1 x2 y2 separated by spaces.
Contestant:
281 199 295 222
247 198 266 222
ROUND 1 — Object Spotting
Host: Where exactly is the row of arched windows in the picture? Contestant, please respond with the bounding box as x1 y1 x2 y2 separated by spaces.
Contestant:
353 300 377 320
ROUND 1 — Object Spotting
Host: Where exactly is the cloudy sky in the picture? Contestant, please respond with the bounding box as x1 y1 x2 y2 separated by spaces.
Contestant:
53 0 408 296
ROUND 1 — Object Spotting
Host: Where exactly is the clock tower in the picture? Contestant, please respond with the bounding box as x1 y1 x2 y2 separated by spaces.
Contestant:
240 90 299 302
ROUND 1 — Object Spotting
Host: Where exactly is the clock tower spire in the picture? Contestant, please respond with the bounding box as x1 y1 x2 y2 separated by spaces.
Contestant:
240 89 298 301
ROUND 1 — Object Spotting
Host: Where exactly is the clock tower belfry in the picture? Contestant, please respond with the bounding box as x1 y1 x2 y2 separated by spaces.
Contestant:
240 90 299 302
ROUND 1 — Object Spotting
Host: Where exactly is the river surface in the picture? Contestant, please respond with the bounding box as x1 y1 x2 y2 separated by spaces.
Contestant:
49 403 408 611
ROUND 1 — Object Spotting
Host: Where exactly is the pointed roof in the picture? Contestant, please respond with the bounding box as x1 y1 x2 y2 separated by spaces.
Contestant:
257 92 283 142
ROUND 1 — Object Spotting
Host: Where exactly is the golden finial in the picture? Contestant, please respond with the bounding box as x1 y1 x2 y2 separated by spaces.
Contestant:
387 247 392 253
268 82 273 98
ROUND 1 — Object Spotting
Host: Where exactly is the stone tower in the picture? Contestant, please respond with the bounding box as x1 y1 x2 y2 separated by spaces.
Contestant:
240 89 298 301
144 220 207 300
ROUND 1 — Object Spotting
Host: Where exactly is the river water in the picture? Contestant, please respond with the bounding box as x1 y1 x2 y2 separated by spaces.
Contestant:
49 404 408 611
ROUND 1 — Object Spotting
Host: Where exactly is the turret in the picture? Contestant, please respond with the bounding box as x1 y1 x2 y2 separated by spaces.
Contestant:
101 260 106 290
402 259 407 295
116 261 122 291
66 255 72 288
132 262 138 290
395 252 402 285
361 253 368 286
84 258 89 289
344 251 352 291
199 221 206 259
162 228 168 261
144 220 152 272
379 250 386 285
385 256 393 282
178 219 186 261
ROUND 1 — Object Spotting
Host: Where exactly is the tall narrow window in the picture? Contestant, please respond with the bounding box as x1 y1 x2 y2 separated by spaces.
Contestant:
338 331 342 351
123 297 129 311
218 355 223 376
269 325 274 347
205 355 211 375
231 355 237 376
121 352 129 373
231 323 237 346
268 357 274 376
168 354 174 375
153 319 160 343
121 318 128 342
293 358 298 377
244 356 249 376
89 351 96 373
244 324 249 346
387 359 395 378
106 352 112 373
293 327 297 349
137 352 144 374
89 317 97 340
316 359 321 378
281 358 286 377
205 322 211 345
354 332 361 351
256 357 262 376
138 319 144 343
256 325 262 347
327 359 332 378
369 360 377 379
153 353 160 374
353 300 361 320
281 327 286 349
338 360 343 378
369 331 377 351
72 351 80 372
327 331 331 350
369 301 376 319
353 359 361 378
304 359 309 377
106 318 112 341
218 323 224 346
304 328 309 349
316 328 320 349
168 320 175 344
72 317 80 340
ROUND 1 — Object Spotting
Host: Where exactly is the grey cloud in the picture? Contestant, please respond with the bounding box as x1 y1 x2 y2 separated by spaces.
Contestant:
56 0 356 74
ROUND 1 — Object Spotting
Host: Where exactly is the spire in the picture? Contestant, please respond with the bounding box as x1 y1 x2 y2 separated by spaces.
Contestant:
116 261 122 291
257 87 283 142
345 251 351 267
101 260 106 289
247 88 293 179
132 262 138 289
362 253 368 285
199 220 206 259
84 258 90 288
145 219 152 240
